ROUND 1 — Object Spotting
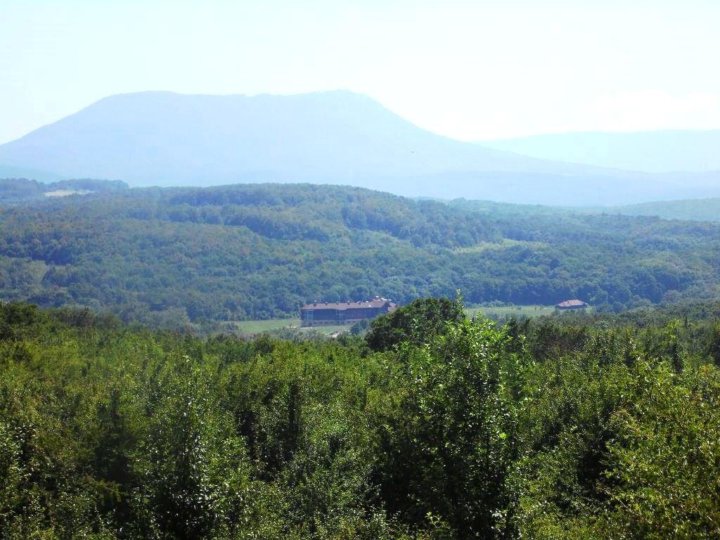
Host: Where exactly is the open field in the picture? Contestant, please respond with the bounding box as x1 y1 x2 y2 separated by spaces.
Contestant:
230 319 349 336
231 318 299 334
229 304 561 336
466 305 558 319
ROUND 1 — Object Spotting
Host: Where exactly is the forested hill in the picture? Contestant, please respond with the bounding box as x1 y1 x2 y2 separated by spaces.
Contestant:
451 196 720 223
1 180 719 327
609 198 720 222
4 299 720 536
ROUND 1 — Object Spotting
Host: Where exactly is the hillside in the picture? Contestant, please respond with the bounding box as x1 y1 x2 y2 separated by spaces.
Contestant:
483 129 720 173
0 90 563 184
0 163 60 181
452 196 720 223
0 181 718 327
3 91 720 205
608 198 720 222
4 300 720 537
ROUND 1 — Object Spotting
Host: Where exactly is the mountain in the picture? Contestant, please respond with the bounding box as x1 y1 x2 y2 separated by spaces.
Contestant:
4 91 720 205
0 163 61 181
482 130 720 174
0 90 562 184
1 182 719 325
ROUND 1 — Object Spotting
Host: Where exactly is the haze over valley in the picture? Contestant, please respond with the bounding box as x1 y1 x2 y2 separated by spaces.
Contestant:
483 129 720 174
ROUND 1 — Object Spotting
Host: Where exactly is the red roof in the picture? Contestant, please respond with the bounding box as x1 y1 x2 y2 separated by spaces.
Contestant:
556 299 588 308
301 297 395 311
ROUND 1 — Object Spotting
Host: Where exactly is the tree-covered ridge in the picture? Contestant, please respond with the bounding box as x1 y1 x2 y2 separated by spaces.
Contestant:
610 197 720 222
0 182 719 326
0 177 128 203
2 299 720 537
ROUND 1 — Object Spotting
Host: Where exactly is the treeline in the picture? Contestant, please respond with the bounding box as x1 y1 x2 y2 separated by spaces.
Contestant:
1 181 719 325
0 177 128 203
1 299 720 538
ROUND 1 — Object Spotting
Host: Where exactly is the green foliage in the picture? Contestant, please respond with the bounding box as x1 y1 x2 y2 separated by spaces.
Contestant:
708 322 720 367
129 352 254 538
601 363 720 537
1 300 720 537
365 297 465 351
374 316 527 536
2 183 720 326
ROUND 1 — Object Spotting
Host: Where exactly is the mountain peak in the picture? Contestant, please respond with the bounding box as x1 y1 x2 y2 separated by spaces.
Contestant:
0 90 549 186
1 90 720 205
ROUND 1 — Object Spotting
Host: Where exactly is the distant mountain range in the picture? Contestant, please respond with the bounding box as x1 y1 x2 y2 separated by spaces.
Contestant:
451 196 720 223
0 163 61 181
1 91 719 205
482 130 720 174
609 198 720 222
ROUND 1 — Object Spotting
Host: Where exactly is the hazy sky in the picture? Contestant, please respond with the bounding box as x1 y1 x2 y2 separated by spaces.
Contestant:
2 0 720 144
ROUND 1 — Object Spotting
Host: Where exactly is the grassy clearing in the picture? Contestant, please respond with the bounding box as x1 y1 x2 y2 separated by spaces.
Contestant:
230 319 351 336
466 305 557 319
231 318 299 334
229 305 559 336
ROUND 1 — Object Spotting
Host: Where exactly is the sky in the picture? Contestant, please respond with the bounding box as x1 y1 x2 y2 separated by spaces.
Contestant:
2 0 720 144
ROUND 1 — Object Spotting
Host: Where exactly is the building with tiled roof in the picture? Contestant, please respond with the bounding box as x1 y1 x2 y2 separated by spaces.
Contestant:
300 297 397 327
555 299 589 310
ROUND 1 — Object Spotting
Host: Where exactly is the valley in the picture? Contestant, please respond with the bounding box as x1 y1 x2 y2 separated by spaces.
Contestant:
4 2 720 537
1 180 718 329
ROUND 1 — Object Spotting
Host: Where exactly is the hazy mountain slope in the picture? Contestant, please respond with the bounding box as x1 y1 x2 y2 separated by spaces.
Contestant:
0 90 568 184
452 193 720 223
0 163 61 181
2 91 720 205
385 170 720 206
608 198 720 222
483 130 720 173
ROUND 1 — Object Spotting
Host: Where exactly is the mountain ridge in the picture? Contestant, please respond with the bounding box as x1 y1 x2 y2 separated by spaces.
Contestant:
0 90 564 180
483 129 720 174
1 91 720 205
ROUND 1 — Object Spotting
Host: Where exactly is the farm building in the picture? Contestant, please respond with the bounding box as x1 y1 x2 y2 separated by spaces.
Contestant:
556 299 589 310
300 297 397 327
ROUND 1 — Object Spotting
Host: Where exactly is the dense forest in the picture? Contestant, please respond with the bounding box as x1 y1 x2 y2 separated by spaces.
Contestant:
1 180 719 327
1 298 720 538
2 181 719 536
